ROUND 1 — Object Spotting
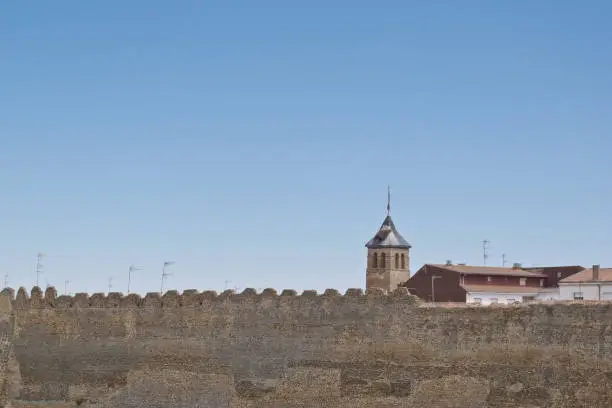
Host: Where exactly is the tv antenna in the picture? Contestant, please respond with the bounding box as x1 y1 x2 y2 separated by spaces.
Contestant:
502 253 507 267
482 240 490 266
160 261 175 293
108 277 113 293
127 264 141 294
64 280 70 295
3 274 7 288
35 252 45 287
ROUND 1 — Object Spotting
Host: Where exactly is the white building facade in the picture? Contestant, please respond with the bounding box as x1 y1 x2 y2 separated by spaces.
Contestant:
464 285 550 305
559 282 612 300
534 288 561 301
558 265 612 301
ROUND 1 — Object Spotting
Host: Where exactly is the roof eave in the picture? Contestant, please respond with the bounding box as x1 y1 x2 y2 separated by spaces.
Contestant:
366 245 412 250
466 290 542 295
437 266 546 278
559 280 612 285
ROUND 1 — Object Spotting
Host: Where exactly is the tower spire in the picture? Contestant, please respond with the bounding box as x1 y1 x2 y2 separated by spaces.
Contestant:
386 185 391 216
366 185 411 293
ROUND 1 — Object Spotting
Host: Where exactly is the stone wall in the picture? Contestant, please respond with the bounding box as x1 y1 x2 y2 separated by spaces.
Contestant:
1 285 612 407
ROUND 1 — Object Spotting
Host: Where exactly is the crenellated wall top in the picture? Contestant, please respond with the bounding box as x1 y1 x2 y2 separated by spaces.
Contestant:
1 286 421 310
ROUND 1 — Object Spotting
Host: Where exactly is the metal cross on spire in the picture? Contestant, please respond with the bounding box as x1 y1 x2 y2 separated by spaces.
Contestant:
386 185 391 216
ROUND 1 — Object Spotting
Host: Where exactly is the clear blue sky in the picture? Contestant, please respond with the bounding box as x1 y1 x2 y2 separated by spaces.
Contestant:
2 1 611 295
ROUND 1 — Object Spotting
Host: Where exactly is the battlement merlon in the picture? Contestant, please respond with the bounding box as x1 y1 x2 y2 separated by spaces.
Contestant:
1 286 420 309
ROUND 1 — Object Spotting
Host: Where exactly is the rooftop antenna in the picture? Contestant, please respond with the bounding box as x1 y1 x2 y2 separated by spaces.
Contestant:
160 261 175 293
64 280 70 295
35 252 45 287
224 280 231 291
3 274 7 288
127 264 141 294
108 277 113 293
386 185 391 216
482 240 490 266
502 253 507 267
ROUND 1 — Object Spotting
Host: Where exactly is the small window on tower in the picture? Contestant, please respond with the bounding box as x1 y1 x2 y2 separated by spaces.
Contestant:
401 254 405 269
381 253 386 268
395 253 400 269
372 253 378 268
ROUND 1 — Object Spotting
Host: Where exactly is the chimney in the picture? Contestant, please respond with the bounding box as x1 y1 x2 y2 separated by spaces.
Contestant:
446 260 452 266
512 263 522 270
593 264 600 281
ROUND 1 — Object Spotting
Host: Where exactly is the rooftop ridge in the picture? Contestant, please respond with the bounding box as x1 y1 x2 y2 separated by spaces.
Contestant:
2 286 421 310
433 264 516 268
431 264 548 277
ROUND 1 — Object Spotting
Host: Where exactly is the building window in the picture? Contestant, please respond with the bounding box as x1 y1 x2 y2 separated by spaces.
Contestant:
520 278 526 286
556 272 562 279
540 279 544 287
472 298 482 305
460 275 465 285
573 292 584 300
380 253 386 269
401 254 405 269
487 276 492 283
395 253 400 269
490 298 498 304
372 253 378 268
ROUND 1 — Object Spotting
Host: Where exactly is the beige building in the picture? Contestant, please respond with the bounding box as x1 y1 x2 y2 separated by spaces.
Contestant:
365 191 411 293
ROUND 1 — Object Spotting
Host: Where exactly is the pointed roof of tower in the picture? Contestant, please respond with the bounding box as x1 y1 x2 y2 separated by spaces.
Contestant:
365 215 411 249
365 186 411 249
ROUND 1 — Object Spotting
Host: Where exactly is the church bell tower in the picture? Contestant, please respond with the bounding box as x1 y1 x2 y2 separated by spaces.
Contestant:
365 187 411 293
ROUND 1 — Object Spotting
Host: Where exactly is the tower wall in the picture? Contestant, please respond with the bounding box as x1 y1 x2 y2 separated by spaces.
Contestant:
366 247 410 293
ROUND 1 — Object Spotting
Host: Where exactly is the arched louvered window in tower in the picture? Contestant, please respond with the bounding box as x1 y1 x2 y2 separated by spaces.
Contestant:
395 253 400 269
401 254 406 269
381 253 386 269
372 253 378 268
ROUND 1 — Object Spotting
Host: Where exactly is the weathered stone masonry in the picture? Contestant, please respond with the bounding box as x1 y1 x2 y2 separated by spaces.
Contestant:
2 285 612 407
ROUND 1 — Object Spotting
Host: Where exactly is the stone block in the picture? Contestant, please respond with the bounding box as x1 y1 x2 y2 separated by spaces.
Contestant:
409 375 489 407
103 369 234 407
275 367 341 399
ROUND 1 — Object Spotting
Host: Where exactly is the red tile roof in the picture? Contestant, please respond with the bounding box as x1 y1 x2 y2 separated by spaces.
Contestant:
560 267 612 283
432 264 546 278
461 284 543 294
523 265 583 272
